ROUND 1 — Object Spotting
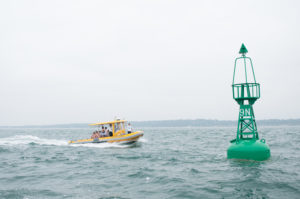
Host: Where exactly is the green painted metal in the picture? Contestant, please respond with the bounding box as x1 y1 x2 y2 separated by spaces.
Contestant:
227 139 270 161
227 44 270 161
239 43 248 55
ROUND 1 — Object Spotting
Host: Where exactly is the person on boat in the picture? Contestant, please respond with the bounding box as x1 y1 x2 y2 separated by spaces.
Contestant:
99 126 103 137
91 131 100 139
95 131 100 138
91 132 95 139
127 123 132 134
105 127 109 137
100 127 106 137
108 124 113 136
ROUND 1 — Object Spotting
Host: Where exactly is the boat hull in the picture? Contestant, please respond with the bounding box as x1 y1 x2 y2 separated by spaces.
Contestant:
69 131 143 144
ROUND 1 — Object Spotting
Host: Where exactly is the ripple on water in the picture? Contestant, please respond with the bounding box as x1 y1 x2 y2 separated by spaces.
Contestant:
0 147 10 153
0 189 62 199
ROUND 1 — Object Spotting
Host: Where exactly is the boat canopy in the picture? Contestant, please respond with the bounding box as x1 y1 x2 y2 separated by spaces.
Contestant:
89 120 126 126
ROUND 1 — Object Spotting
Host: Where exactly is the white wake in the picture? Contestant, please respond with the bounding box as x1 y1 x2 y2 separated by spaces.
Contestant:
0 135 142 148
0 135 68 146
138 137 148 143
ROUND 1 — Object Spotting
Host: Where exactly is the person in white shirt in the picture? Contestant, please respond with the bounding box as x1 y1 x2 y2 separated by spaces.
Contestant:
105 127 109 137
100 126 106 137
127 123 132 134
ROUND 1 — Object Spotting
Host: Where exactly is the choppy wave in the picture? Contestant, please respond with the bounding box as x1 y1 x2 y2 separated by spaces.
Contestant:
1 127 299 199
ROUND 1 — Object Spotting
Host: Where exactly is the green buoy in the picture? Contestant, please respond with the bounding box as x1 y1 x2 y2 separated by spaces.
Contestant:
227 44 271 161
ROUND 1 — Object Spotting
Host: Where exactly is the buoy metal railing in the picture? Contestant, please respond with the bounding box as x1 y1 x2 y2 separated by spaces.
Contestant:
232 83 260 101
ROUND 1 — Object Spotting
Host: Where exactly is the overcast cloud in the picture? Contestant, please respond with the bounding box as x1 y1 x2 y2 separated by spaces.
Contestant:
0 0 299 125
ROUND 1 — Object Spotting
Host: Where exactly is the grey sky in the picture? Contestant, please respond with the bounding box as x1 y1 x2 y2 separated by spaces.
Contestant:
1 0 299 125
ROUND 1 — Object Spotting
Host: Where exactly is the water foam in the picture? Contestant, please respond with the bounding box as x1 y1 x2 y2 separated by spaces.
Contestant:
0 135 68 146
139 137 148 143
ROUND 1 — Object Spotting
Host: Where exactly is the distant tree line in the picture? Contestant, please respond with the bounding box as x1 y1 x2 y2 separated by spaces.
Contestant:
131 119 300 127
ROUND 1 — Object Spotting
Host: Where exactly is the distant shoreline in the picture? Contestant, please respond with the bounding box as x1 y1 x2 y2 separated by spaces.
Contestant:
1 119 300 128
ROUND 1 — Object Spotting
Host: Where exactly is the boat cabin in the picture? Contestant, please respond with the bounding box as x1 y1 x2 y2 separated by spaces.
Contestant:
89 119 127 137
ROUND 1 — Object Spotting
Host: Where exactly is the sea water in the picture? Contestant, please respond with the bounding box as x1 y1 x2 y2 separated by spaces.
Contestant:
0 126 299 199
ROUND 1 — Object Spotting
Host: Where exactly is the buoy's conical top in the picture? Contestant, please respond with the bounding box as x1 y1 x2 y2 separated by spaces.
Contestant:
239 43 248 55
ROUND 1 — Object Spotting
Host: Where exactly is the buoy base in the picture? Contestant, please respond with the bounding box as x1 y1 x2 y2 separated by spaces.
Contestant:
227 139 270 161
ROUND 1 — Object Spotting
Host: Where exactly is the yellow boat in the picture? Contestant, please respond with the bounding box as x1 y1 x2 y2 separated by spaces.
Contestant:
68 119 143 144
